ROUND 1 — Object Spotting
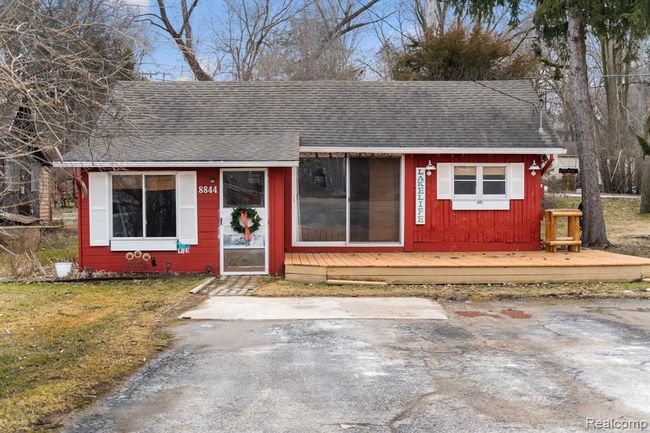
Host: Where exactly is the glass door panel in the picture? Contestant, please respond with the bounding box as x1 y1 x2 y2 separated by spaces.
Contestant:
297 157 346 242
221 170 267 274
349 158 401 243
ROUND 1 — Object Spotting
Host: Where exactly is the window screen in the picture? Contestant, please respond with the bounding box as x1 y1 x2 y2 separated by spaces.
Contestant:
297 157 346 242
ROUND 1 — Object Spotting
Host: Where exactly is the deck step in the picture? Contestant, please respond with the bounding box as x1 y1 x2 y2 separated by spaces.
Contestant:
327 279 388 286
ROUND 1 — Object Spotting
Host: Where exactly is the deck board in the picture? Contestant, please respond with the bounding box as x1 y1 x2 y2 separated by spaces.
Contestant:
284 250 650 284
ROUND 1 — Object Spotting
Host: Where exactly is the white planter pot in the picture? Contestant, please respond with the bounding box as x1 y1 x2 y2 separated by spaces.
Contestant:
54 262 74 278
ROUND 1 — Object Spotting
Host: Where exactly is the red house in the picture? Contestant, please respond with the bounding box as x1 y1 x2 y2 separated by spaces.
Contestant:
58 80 565 276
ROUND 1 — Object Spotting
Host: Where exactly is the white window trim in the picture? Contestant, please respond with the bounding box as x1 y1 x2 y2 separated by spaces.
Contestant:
219 168 269 276
451 163 510 211
292 155 404 247
109 171 181 250
451 163 510 200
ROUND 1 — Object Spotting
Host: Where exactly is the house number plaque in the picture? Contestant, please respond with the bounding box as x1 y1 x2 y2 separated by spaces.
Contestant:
198 185 217 194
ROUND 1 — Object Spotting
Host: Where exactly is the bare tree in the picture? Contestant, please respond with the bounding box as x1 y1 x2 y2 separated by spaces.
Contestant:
1 0 141 225
147 0 380 81
141 0 213 80
637 113 650 214
211 0 297 80
256 6 364 80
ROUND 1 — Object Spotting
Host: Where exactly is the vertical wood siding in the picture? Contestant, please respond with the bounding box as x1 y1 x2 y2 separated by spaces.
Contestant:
77 154 544 275
78 168 220 274
78 167 288 275
268 167 286 275
410 154 543 251
285 154 544 253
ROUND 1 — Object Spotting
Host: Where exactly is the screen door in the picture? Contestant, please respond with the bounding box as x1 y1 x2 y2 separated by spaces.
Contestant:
220 169 268 274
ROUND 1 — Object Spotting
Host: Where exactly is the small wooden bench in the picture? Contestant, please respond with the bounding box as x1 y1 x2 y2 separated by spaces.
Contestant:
544 208 582 253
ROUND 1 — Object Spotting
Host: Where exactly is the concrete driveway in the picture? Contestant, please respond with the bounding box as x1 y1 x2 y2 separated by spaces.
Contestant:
63 299 650 433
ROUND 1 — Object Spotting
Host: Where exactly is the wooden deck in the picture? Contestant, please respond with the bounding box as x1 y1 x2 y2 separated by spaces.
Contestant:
284 250 650 284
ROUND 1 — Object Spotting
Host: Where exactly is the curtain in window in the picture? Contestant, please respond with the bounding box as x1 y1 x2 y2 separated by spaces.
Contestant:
146 175 176 237
349 158 400 242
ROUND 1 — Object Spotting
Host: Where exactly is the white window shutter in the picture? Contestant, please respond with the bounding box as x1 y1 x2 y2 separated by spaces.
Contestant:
177 171 198 244
88 172 110 246
510 163 525 199
437 163 452 199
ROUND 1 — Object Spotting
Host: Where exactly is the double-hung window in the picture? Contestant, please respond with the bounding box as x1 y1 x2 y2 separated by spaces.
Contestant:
453 165 508 199
87 171 196 249
451 164 509 210
482 166 507 196
112 174 177 240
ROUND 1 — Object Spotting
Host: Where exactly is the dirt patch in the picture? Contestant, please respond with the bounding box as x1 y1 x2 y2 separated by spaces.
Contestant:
500 309 532 319
456 310 501 319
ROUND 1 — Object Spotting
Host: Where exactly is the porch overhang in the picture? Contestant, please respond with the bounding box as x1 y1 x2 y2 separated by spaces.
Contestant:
299 146 567 155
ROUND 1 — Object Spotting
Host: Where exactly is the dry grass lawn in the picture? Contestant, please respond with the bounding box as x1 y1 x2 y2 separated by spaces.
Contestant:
545 196 650 257
0 277 204 432
255 279 650 300
0 228 78 278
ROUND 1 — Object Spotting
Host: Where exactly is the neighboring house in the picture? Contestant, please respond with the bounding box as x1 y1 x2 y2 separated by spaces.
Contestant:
57 80 565 275
545 128 580 178
1 104 53 223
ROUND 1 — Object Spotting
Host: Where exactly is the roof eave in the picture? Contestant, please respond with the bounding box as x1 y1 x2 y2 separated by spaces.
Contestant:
298 146 567 155
52 160 300 168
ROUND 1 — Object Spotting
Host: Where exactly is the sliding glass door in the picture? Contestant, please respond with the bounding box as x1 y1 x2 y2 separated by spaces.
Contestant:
295 156 402 245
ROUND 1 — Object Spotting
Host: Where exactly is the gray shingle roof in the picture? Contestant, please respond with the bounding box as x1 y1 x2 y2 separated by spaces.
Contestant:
62 80 562 164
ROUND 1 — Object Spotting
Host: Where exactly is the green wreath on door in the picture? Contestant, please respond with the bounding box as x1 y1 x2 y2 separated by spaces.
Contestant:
230 207 261 235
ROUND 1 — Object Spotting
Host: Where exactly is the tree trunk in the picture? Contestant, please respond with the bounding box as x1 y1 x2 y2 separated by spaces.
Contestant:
641 157 650 214
566 9 608 246
178 43 213 81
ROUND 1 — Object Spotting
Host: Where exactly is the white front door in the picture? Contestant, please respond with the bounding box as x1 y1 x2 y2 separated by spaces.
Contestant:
220 169 268 275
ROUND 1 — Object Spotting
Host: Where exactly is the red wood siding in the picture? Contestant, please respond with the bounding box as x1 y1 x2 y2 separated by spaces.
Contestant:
78 167 287 275
77 154 544 275
410 154 543 251
284 154 544 253
268 167 286 275
78 168 220 274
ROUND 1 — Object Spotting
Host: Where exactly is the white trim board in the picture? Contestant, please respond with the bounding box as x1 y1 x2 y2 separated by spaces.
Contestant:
299 146 567 155
54 147 565 168
54 160 299 168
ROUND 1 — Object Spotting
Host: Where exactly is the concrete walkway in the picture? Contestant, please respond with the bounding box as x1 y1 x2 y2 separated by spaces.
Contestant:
180 296 448 320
